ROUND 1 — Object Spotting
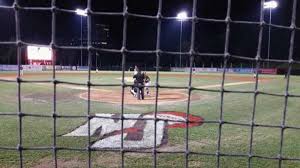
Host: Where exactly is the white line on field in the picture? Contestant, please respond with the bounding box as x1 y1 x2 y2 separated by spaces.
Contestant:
196 81 255 89
59 81 256 91
59 84 106 91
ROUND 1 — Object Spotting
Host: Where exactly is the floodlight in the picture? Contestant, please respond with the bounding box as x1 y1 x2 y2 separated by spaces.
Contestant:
75 9 87 16
176 11 188 21
264 1 278 9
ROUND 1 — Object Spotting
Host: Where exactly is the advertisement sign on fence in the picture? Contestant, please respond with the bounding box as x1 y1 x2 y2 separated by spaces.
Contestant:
172 67 218 72
258 68 277 74
171 67 279 74
77 66 89 71
0 65 18 71
22 65 43 71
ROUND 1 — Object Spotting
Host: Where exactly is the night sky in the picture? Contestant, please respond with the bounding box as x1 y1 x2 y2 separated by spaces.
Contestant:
0 0 299 68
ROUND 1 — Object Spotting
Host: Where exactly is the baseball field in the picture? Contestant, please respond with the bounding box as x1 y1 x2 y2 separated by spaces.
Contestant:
0 71 299 168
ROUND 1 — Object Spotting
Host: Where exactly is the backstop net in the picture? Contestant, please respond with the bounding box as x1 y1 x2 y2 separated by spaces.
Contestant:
0 0 299 167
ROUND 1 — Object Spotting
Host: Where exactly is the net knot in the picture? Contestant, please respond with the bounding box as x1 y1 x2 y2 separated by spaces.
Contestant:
121 47 127 54
87 9 92 16
16 77 22 83
16 40 23 47
52 146 57 151
285 92 289 97
156 13 162 20
13 3 20 11
87 115 93 120
250 121 256 127
86 146 92 152
189 49 195 55
156 49 162 55
288 59 294 64
51 6 57 13
121 82 126 88
18 112 24 117
123 10 128 18
225 17 231 23
88 46 93 52
50 42 57 49
52 79 58 85
290 23 296 30
17 144 23 151
155 82 160 88
188 86 193 92
52 113 57 118
255 56 261 62
224 53 230 59
185 150 190 155
87 81 92 87
120 115 125 121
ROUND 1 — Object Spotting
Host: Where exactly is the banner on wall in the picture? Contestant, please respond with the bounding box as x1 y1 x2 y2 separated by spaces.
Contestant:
22 65 43 71
0 65 18 71
77 66 89 71
258 68 277 74
171 67 279 74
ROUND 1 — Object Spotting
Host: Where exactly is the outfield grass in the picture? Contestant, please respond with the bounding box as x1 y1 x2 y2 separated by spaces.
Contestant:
0 71 299 168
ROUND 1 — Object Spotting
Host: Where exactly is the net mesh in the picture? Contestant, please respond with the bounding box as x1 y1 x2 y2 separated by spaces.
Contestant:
0 0 299 168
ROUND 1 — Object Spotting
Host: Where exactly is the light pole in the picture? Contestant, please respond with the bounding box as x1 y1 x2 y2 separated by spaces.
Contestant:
176 11 188 68
75 9 87 67
263 1 278 68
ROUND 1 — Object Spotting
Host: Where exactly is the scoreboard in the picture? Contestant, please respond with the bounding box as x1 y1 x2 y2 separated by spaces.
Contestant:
26 45 53 65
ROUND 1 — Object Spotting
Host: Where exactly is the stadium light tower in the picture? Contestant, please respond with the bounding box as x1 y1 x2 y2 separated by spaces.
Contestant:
263 1 278 68
75 9 87 67
176 11 188 68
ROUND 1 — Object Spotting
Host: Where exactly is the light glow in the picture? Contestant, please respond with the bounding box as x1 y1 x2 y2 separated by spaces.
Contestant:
75 9 87 16
27 46 52 61
176 11 188 21
264 1 278 9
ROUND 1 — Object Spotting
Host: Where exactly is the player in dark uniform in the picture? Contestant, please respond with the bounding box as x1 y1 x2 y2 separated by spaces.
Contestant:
132 69 145 100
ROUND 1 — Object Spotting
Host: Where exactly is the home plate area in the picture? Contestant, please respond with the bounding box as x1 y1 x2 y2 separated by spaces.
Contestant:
63 112 204 149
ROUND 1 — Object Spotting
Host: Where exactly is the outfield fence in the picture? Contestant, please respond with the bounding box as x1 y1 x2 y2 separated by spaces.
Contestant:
170 67 278 74
0 0 300 168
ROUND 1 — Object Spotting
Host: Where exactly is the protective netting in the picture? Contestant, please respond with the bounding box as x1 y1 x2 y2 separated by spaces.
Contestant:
0 0 300 168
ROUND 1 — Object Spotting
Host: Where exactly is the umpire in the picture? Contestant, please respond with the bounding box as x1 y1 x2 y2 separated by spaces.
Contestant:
133 69 145 100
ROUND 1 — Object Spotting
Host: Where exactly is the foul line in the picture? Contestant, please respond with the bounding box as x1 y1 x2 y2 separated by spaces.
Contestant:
60 81 257 90
196 81 256 89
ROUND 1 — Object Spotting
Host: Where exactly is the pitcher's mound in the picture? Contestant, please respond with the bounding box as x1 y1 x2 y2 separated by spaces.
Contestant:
79 89 200 105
